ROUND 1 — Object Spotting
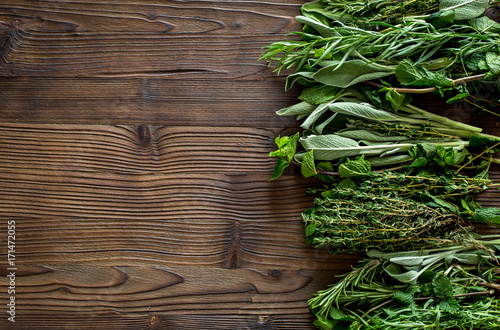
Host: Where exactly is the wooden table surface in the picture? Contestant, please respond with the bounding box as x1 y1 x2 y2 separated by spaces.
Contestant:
1 1 500 329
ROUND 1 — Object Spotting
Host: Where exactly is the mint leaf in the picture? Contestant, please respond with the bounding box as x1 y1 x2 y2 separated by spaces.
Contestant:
393 290 414 306
270 157 291 181
338 157 371 178
301 149 318 178
385 88 406 111
432 273 454 299
439 297 460 313
305 222 317 237
485 52 500 76
395 59 452 87
270 133 300 162
473 207 500 225
338 178 356 189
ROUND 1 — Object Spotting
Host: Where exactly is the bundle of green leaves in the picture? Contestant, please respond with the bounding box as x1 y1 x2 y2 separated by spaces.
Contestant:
269 88 500 180
262 1 500 329
261 0 500 113
309 243 500 329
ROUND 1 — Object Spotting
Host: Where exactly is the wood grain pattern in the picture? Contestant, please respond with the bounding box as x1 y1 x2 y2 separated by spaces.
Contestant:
0 78 300 126
0 0 301 78
1 0 500 328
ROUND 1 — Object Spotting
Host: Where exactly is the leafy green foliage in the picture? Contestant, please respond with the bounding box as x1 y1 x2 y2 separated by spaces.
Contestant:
309 242 500 329
269 133 300 180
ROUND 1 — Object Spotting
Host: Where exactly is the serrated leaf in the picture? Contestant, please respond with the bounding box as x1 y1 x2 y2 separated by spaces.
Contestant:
338 178 356 189
486 52 500 75
473 207 500 224
439 0 489 20
338 157 371 178
301 149 318 178
393 290 414 306
385 89 406 111
432 273 454 298
312 60 393 88
439 297 460 313
395 59 452 87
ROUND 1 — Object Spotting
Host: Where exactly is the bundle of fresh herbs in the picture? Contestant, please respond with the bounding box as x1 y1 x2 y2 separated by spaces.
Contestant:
310 243 500 329
261 0 500 329
261 0 500 113
269 87 500 180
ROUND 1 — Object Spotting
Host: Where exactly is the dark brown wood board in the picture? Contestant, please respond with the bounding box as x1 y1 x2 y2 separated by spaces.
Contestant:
0 0 499 329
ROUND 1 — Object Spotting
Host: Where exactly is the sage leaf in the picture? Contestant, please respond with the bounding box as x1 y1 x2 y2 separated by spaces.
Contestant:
296 15 339 38
312 60 393 88
299 85 340 105
276 101 316 117
327 102 399 121
337 130 408 142
299 134 360 160
439 0 489 20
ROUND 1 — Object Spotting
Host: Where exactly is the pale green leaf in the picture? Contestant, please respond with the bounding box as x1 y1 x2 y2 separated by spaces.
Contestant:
439 0 489 20
312 60 393 88
301 149 318 178
276 101 317 117
327 102 399 121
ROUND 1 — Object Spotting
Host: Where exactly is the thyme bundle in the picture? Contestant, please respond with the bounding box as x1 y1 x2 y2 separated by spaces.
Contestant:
303 187 477 253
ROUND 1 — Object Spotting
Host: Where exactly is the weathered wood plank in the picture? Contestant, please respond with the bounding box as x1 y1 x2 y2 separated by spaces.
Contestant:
0 265 350 325
0 79 299 125
0 171 344 269
0 313 318 329
0 0 302 78
0 124 281 173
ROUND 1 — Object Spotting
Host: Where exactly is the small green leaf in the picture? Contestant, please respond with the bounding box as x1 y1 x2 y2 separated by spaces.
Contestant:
473 207 500 225
432 273 454 299
301 149 318 178
338 157 371 178
395 59 452 87
446 92 469 104
439 0 489 20
312 60 393 88
270 157 291 181
385 89 406 111
439 297 460 314
393 290 414 306
305 222 317 237
485 52 500 76
338 178 356 189
299 85 340 105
